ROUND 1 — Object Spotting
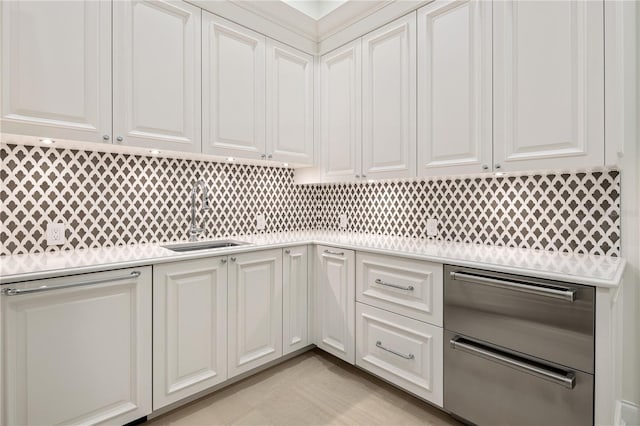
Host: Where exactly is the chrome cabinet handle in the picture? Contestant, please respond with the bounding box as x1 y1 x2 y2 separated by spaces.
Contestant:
450 337 575 389
495 163 502 169
260 154 266 159
375 278 414 291
230 257 236 262
323 249 344 256
285 249 291 255
376 341 414 360
102 134 110 141
355 174 360 178
221 258 227 264
449 271 576 302
482 164 489 170
1 271 141 296
116 136 123 142
267 154 273 159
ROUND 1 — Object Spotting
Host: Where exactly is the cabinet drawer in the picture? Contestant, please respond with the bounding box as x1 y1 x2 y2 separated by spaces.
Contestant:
356 303 443 407
356 252 443 326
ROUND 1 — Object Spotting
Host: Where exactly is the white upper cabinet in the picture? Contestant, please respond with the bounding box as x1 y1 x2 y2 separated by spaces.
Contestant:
1 0 111 143
113 0 201 152
417 0 492 176
362 13 416 180
493 0 604 172
266 40 314 165
202 12 266 159
320 39 362 183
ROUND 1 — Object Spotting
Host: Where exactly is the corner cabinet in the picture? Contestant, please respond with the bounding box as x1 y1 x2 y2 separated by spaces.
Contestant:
417 0 492 176
314 245 356 364
1 267 152 425
152 257 228 410
113 0 202 152
0 0 112 143
362 13 417 180
228 249 283 378
492 0 604 172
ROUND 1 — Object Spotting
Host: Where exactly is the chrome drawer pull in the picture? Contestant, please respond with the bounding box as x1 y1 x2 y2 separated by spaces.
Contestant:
449 271 576 302
450 337 576 389
376 341 414 360
324 250 344 256
375 278 414 291
1 271 142 296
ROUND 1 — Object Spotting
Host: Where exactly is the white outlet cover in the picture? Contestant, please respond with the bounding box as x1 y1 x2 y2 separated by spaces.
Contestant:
426 218 438 237
256 214 266 230
339 214 348 229
46 222 66 245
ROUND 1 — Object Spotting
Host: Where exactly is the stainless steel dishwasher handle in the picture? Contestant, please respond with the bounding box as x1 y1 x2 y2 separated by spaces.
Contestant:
449 271 576 302
1 271 142 296
375 278 414 291
450 337 575 389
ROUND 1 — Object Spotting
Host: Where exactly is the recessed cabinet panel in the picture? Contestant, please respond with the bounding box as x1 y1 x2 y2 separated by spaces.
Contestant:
2 268 152 425
320 40 362 182
1 0 111 142
203 12 266 159
314 245 355 364
113 0 201 152
493 0 604 171
153 258 228 409
356 303 443 407
228 250 283 378
417 0 492 176
283 246 309 355
356 252 443 326
266 40 314 165
362 14 416 180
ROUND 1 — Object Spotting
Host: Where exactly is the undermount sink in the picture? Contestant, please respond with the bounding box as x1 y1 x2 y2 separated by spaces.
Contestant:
162 240 248 252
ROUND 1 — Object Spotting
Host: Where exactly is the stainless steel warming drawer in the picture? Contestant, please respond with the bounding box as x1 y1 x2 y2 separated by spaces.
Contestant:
443 265 595 426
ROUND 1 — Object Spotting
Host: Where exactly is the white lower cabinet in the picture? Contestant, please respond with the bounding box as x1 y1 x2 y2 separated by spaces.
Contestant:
356 302 443 407
314 245 356 364
1 267 152 426
283 246 309 355
228 249 283 378
152 257 228 410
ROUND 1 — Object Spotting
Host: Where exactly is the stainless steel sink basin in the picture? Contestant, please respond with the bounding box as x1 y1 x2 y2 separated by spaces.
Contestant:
162 240 248 252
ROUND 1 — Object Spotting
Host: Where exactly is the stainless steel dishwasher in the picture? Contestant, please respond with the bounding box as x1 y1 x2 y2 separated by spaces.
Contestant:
443 265 595 426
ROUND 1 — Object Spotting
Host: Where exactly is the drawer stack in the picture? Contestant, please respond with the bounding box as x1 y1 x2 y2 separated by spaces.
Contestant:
355 252 443 407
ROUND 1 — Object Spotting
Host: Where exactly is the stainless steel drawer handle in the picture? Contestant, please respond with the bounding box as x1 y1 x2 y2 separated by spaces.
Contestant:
449 271 576 302
1 271 142 296
324 250 344 256
375 278 414 291
450 337 576 389
376 341 414 360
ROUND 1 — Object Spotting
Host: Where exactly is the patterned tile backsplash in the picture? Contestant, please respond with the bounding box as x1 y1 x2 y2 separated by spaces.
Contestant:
0 143 621 257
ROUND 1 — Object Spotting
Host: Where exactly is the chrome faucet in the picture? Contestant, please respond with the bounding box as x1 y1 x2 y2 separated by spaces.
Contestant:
189 180 211 241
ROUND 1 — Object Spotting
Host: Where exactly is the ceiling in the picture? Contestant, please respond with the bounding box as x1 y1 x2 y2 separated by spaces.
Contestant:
281 0 348 20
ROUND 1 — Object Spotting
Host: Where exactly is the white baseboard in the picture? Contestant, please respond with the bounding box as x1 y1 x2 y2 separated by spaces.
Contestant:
617 400 640 426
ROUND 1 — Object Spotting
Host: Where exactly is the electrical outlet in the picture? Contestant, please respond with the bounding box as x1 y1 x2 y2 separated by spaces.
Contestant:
46 222 66 245
339 214 348 229
256 214 266 231
426 218 438 237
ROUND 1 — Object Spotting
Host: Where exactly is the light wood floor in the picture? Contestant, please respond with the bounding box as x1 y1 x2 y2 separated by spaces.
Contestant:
147 349 462 426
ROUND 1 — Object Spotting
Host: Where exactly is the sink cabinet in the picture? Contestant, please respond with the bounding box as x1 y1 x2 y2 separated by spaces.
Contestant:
228 249 284 377
1 267 152 425
152 257 228 410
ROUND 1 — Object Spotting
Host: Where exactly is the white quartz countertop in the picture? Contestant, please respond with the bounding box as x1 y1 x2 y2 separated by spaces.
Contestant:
0 231 626 287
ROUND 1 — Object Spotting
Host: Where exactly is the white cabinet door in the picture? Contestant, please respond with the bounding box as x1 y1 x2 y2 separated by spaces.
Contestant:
1 0 111 143
153 257 228 410
283 246 309 355
320 40 362 183
362 13 416 180
417 0 492 176
202 12 266 159
493 0 604 172
314 245 355 364
113 0 201 152
356 303 443 407
228 249 283 378
266 39 314 166
2 267 152 426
